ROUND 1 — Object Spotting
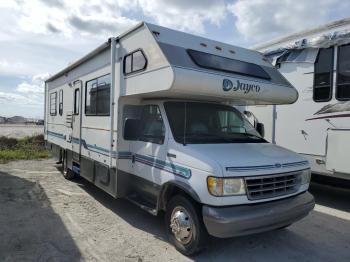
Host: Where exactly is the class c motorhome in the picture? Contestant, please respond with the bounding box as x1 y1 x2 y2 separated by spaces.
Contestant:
44 22 315 255
248 18 350 182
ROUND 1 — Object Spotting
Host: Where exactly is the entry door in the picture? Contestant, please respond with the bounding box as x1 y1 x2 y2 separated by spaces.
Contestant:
130 105 167 199
72 80 82 159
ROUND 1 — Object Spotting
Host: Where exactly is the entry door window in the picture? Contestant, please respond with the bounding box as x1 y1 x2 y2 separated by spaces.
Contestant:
139 105 165 144
74 88 80 115
336 44 350 100
313 48 333 102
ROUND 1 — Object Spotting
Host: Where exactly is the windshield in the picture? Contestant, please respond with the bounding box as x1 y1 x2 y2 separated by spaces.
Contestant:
164 102 266 144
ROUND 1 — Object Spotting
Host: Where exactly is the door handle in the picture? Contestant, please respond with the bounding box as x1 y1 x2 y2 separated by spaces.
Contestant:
167 153 176 158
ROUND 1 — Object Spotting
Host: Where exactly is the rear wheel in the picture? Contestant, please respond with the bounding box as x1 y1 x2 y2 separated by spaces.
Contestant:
62 150 75 180
165 195 208 256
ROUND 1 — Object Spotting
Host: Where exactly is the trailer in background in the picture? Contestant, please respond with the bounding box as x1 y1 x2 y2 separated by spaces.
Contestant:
247 18 350 181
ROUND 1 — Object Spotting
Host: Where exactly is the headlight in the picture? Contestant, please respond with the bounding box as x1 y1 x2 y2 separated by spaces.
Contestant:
300 169 311 185
207 177 246 196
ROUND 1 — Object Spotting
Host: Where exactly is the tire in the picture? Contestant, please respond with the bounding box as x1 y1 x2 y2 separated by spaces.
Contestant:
165 195 208 256
62 150 75 180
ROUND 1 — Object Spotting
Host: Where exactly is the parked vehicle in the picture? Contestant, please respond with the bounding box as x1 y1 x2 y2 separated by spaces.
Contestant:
248 18 350 181
44 22 315 255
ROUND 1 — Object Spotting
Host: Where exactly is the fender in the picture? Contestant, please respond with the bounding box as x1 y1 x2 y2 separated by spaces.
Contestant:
157 180 202 211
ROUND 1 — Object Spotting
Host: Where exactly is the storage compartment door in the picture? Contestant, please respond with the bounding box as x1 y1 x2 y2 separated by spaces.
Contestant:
326 129 350 174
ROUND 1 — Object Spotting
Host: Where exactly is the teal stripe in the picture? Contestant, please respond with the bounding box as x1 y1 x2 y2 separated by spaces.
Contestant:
47 131 191 178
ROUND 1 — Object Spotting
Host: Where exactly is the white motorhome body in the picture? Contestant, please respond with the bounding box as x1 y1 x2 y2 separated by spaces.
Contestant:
45 22 314 255
248 18 350 181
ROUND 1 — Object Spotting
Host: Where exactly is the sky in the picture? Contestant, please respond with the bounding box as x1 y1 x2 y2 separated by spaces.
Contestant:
0 0 349 118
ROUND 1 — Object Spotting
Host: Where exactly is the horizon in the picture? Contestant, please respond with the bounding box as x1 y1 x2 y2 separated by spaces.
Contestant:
0 0 349 118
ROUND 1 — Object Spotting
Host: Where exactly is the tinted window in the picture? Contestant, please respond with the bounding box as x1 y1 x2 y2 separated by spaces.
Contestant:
50 92 57 116
187 49 270 80
313 48 333 102
74 88 79 115
139 105 165 144
85 74 110 116
336 44 350 100
59 89 63 116
164 102 264 144
123 50 147 75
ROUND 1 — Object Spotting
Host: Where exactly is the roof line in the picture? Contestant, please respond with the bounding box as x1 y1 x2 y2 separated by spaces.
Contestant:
46 21 145 83
253 17 350 51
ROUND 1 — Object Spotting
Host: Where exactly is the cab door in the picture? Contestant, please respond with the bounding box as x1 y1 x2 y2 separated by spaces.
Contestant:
129 104 167 204
72 80 82 161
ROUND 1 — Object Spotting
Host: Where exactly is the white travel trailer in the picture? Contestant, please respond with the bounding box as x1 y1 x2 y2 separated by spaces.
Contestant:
248 18 350 181
44 22 314 255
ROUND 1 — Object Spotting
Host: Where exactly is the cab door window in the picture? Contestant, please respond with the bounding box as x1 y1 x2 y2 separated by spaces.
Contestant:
139 105 165 144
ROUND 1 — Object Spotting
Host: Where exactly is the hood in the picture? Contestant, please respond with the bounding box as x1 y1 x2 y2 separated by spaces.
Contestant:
185 143 309 177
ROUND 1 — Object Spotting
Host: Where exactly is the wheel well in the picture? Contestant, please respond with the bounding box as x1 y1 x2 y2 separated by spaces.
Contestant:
159 183 199 211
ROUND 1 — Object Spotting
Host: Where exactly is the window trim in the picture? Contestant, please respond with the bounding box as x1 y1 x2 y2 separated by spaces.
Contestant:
50 91 57 116
73 88 80 115
58 89 63 116
123 49 148 76
336 44 350 101
313 47 334 103
84 73 111 116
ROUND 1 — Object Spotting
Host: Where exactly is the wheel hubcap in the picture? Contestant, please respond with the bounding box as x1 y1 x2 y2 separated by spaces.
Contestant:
170 206 193 244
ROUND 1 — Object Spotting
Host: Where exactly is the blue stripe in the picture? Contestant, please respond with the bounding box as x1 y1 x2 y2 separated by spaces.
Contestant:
47 131 191 178
134 154 191 179
47 131 66 139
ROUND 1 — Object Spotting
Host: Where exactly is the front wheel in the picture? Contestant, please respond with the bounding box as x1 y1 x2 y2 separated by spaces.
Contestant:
165 195 208 256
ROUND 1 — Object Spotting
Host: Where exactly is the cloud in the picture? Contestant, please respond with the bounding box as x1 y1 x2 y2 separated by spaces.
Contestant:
137 0 227 33
228 0 349 42
12 0 139 37
0 59 26 76
0 73 49 108
16 73 49 94
6 0 227 37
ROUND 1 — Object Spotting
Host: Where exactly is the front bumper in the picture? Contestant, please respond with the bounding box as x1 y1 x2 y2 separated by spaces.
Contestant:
202 191 315 238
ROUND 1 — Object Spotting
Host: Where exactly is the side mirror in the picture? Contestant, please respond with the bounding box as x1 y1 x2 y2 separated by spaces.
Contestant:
256 122 265 138
124 118 140 140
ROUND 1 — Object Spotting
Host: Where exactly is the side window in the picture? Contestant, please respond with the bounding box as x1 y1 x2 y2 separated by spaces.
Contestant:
85 74 111 116
74 88 80 115
313 48 333 102
139 105 165 144
50 92 57 116
123 50 147 75
336 44 350 101
59 89 63 116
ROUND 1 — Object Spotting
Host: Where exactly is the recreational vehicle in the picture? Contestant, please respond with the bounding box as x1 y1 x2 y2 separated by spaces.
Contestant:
248 18 350 182
44 22 314 255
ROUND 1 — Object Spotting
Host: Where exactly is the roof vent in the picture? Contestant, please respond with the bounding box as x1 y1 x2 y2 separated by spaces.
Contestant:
215 46 222 51
200 43 207 47
229 49 235 54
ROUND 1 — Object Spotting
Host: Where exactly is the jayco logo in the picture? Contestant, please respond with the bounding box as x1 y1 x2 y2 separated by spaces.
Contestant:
222 79 261 94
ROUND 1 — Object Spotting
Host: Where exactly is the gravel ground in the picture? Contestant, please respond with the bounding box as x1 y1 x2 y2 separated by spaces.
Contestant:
0 158 349 261
0 124 43 138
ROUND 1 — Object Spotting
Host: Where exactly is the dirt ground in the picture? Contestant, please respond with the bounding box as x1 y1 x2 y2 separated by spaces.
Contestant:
0 159 349 262
0 124 44 138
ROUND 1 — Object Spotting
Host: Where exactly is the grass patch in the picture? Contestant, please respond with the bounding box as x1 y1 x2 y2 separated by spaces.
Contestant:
0 134 49 163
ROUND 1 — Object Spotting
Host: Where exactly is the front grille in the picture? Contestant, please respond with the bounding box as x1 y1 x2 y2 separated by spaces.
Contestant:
245 172 301 200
